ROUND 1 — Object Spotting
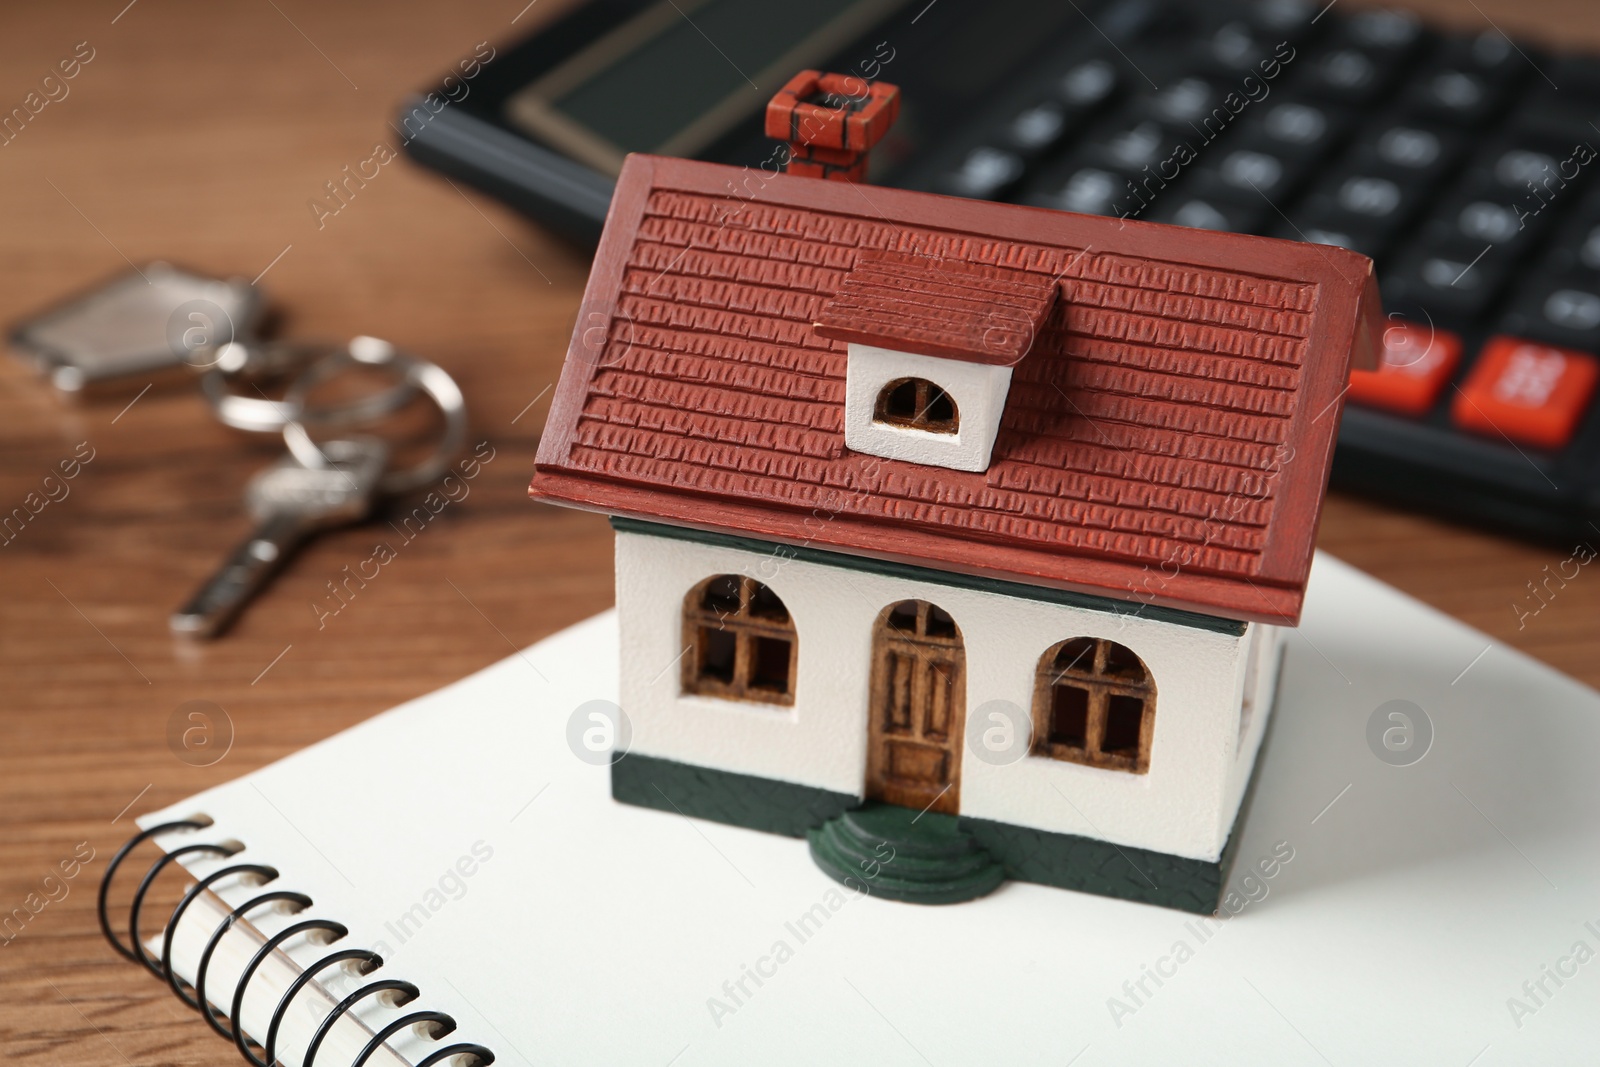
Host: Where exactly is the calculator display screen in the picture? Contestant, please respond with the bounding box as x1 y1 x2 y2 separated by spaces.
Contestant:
505 0 907 174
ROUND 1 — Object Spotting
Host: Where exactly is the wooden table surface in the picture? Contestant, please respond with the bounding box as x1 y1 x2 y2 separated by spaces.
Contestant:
3 1 1598 1063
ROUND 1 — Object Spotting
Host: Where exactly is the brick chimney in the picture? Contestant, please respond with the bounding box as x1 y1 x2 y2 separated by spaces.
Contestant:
766 70 900 183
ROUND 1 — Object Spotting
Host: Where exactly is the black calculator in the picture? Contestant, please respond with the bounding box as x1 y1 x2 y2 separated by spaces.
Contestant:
401 0 1600 544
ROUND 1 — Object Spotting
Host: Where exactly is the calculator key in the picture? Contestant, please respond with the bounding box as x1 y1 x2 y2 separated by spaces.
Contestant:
1025 163 1128 216
1300 12 1422 104
1451 337 1600 450
1508 141 1595 201
1543 287 1600 331
1336 174 1404 216
1346 122 1463 186
1299 48 1390 104
936 146 1027 200
1146 195 1264 233
1249 0 1319 41
1347 322 1463 415
1218 148 1289 190
1191 147 1301 200
1398 65 1504 125
1342 8 1425 52
1382 239 1512 320
1432 31 1532 102
1236 99 1350 159
1057 59 1119 109
1087 118 1188 173
1436 29 1522 76
1005 102 1071 157
1304 169 1425 229
1494 147 1560 187
1144 76 1228 126
1095 0 1162 40
1259 101 1329 144
1275 218 1392 260
1501 274 1600 350
1371 125 1449 169
1453 198 1528 244
1194 20 1273 74
1474 140 1587 194
1419 178 1553 259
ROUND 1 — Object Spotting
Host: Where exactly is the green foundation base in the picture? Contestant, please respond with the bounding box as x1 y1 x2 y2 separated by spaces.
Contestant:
959 817 1239 914
611 753 857 838
808 803 1006 905
612 733 1271 914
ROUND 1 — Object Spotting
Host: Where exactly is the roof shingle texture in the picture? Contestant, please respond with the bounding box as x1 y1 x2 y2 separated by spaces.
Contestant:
531 155 1380 624
813 249 1060 364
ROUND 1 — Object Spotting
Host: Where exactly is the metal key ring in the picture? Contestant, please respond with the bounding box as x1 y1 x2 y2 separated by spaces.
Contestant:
281 336 467 495
199 340 419 434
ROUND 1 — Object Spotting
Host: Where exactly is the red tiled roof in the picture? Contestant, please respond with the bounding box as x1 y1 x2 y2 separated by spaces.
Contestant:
531 155 1383 624
814 250 1059 364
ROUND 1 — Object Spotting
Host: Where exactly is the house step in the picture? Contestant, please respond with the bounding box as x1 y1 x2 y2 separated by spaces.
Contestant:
807 803 1006 905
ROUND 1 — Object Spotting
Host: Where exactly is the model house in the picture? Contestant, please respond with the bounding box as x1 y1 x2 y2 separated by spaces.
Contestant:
529 150 1381 913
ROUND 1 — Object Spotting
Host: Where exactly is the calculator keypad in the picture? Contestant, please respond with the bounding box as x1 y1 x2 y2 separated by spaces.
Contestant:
906 0 1600 535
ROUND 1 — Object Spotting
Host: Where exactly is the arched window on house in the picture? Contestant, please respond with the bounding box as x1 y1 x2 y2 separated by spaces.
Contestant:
1031 637 1155 774
874 378 959 434
681 575 796 705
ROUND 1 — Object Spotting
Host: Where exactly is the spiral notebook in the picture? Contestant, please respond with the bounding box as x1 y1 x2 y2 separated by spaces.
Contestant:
102 553 1600 1066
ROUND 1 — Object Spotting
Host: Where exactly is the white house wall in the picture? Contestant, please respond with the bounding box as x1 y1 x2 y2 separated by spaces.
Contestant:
1221 621 1286 843
842 343 1012 472
615 529 1254 861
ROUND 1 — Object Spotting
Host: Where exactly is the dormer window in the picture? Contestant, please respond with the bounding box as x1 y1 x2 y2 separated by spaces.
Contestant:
815 250 1059 473
876 378 959 434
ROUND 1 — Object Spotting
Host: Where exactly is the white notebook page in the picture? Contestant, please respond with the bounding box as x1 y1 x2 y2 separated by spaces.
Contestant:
145 553 1600 1065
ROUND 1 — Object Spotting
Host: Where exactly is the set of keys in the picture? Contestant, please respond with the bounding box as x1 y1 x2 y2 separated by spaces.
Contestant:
10 263 469 638
171 336 467 636
172 438 391 636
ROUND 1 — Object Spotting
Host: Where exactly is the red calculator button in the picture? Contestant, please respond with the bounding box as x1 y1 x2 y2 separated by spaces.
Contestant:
1451 336 1600 450
1347 322 1463 416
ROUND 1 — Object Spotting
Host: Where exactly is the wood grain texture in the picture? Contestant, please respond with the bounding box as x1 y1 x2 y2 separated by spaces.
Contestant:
1030 637 1157 775
864 601 965 816
679 575 798 706
1 2 1598 1065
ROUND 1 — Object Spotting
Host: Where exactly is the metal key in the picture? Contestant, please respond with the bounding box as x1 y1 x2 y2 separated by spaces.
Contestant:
170 438 389 637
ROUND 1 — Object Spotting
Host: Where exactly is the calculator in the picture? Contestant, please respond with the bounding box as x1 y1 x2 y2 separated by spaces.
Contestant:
401 0 1600 544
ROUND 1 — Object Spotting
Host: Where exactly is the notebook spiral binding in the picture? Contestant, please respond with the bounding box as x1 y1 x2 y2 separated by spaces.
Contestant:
99 820 496 1067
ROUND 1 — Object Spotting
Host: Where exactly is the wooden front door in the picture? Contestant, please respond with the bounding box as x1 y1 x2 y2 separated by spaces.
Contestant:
865 600 965 816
